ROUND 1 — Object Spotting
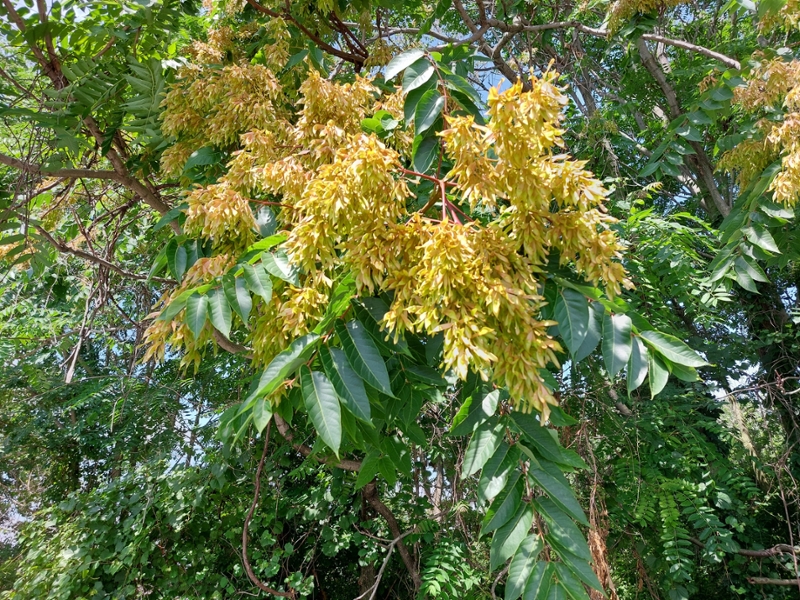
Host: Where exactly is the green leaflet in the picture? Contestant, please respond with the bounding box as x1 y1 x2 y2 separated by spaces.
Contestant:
242 263 273 302
336 320 394 396
355 452 380 489
402 57 435 92
319 346 371 423
166 240 187 280
505 534 543 600
648 352 669 398
185 293 208 338
742 224 780 254
554 288 590 355
352 298 410 356
526 457 588 526
641 331 708 367
535 497 591 562
554 564 591 600
511 412 565 465
412 134 439 174
522 562 553 600
463 418 505 477
452 389 500 435
384 48 425 82
573 302 602 362
490 501 533 571
639 330 708 367
262 250 300 285
246 333 321 404
415 89 444 134
481 469 523 535
223 273 252 323
207 288 232 339
252 398 272 434
479 442 518 503
627 337 649 394
602 313 632 377
300 367 341 455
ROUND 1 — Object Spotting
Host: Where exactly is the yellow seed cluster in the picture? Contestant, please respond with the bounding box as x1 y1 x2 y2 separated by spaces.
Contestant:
722 58 800 205
161 63 284 175
184 184 257 254
607 0 689 30
441 75 629 295
153 64 628 415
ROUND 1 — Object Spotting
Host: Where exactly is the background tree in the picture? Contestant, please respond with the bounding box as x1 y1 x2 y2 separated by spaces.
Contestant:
0 0 799 599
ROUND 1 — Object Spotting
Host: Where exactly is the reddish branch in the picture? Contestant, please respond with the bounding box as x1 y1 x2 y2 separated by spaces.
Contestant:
244 0 368 69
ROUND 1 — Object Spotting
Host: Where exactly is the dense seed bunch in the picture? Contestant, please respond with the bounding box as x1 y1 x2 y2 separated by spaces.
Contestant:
441 75 629 295
723 58 800 205
153 65 627 415
161 64 284 177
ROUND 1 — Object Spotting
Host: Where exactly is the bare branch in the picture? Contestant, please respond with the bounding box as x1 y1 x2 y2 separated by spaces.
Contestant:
747 577 800 586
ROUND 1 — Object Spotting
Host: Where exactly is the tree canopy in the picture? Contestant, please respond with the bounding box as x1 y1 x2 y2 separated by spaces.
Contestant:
0 0 799 599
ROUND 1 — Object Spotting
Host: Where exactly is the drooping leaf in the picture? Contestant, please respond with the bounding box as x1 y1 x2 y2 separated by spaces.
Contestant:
573 302 602 362
482 469 524 535
300 367 341 455
384 48 426 82
602 313 632 377
452 389 500 435
185 293 208 338
479 442 519 503
463 418 505 477
648 352 669 397
535 497 591 561
490 501 534 571
627 337 649 394
207 288 232 339
355 452 381 488
246 333 321 403
505 535 543 600
402 57 435 92
522 562 552 600
242 263 273 302
262 250 300 286
554 288 590 355
415 89 444 135
320 346 371 423
639 330 708 367
252 399 272 434
167 240 187 280
336 320 394 396
527 457 588 525
223 273 252 323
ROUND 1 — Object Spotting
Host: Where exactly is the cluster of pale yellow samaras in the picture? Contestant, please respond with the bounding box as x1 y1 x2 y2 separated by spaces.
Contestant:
147 61 630 415
719 57 800 207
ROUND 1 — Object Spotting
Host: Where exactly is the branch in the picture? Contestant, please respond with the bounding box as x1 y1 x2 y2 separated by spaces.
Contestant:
23 218 175 284
747 577 800 586
363 481 421 590
273 414 362 472
689 537 800 559
244 0 366 68
0 153 120 182
353 528 418 600
242 425 296 598
636 39 730 217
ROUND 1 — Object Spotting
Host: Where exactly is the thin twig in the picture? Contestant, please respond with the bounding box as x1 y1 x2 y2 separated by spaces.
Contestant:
242 423 295 598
